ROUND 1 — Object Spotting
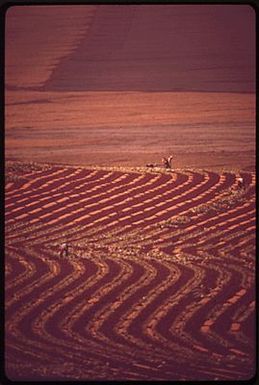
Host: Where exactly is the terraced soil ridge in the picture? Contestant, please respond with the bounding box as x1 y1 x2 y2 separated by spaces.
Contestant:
5 161 256 381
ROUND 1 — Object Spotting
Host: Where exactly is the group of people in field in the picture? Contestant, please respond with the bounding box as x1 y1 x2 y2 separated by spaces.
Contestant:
146 154 174 170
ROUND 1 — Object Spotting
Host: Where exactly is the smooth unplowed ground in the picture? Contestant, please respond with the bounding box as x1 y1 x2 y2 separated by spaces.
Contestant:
5 90 255 172
5 161 256 381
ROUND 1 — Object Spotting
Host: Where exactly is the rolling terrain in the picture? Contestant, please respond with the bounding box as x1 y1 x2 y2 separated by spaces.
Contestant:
5 5 256 381
5 161 256 381
5 5 255 172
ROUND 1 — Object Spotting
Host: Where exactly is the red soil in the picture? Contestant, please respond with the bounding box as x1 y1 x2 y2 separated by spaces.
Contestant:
5 90 256 172
5 162 256 381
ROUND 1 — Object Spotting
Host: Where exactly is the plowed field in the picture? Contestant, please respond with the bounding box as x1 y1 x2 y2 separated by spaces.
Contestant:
5 161 256 381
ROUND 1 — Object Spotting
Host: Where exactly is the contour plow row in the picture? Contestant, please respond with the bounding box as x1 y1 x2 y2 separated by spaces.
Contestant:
5 162 255 381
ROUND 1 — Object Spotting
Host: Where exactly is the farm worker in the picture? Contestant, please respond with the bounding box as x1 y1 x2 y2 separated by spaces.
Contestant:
162 155 173 169
60 242 69 258
162 157 170 169
168 155 173 169
237 176 244 189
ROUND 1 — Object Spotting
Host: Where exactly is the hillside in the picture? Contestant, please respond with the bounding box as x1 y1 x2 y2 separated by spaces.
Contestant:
5 161 256 381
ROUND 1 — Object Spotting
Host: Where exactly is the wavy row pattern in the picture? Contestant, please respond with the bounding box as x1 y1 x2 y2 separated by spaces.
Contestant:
5 162 255 381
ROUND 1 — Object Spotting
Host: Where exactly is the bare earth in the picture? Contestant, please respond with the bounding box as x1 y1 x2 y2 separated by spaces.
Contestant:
5 161 256 381
4 89 256 381
5 90 255 172
4 5 256 381
4 5 256 382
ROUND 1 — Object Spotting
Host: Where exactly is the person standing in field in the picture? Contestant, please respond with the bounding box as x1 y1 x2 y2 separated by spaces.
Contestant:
168 155 173 169
60 242 69 258
162 157 169 169
162 155 173 169
237 176 244 189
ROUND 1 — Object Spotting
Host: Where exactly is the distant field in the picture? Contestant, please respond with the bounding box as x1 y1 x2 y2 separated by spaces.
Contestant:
5 90 255 171
5 161 256 381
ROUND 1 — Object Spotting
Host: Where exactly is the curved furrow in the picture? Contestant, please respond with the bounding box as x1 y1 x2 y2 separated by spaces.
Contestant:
55 256 176 368
193 214 255 255
154 262 251 380
5 254 99 370
26 173 162 226
5 171 155 240
6 271 72 316
5 167 94 210
219 236 255 264
5 169 125 228
110 171 228 237
5 246 35 285
55 256 190 379
5 247 38 292
201 215 255 252
149 203 254 256
16 254 107 363
211 249 254 289
6 170 200 248
5 168 117 218
110 258 194 358
33 257 136 350
210 286 255 355
84 172 193 231
182 258 254 357
136 255 253 380
68 200 253 271
148 173 254 236
102 172 206 231
184 208 254 249
5 246 69 311
5 166 73 202
109 257 235 380
136 171 221 226
36 176 176 232
141 261 205 350
231 300 256 343
205 225 255 256
57 191 254 258
10 167 105 198
62 257 147 345
154 197 253 248
5 165 60 199
37 172 183 241
153 274 247 379
85 258 174 355
5 163 255 380
35 256 130 341
141 213 254 378
41 257 161 379
5 172 181 249
28 258 92 346
160 237 254 356
158 202 255 257
54 171 202 239
6 169 129 214
5 169 128 230
27 258 167 379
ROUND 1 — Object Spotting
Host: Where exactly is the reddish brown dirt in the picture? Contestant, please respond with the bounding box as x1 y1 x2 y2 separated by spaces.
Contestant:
5 161 256 381
5 90 255 172
5 8 255 379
